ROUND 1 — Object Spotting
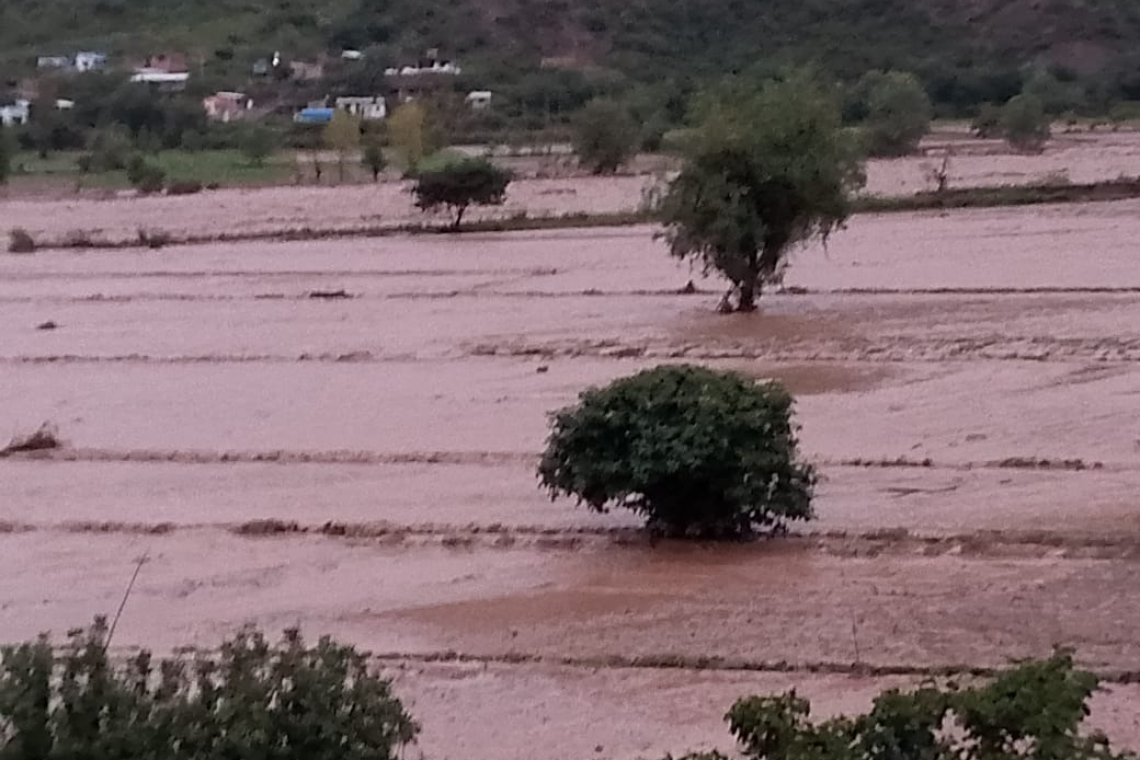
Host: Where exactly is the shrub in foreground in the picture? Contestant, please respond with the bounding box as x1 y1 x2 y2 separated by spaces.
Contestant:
538 365 816 538
573 98 639 174
1001 93 1051 152
718 653 1128 760
0 618 420 760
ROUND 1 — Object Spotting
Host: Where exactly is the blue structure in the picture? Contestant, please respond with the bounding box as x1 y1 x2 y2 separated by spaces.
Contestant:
293 107 335 124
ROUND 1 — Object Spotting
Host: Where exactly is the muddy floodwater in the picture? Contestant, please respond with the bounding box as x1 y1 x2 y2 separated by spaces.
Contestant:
4 198 1140 757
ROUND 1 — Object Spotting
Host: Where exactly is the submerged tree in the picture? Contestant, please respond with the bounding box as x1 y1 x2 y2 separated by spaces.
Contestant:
324 109 361 182
859 70 932 156
1001 93 1051 152
659 71 865 312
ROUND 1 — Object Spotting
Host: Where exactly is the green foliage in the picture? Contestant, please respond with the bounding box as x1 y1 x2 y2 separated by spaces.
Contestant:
719 653 1128 760
538 365 816 538
0 618 420 760
573 98 639 174
971 103 1003 138
83 126 134 172
1001 93 1051 152
324 109 361 181
239 124 277 167
387 102 439 169
0 128 12 185
659 71 865 312
362 138 386 181
412 155 511 228
858 71 932 157
125 154 166 193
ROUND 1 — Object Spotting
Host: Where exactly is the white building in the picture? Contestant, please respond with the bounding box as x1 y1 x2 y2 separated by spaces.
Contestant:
335 96 387 120
131 69 190 91
384 61 462 76
75 52 107 72
0 99 30 126
466 90 493 110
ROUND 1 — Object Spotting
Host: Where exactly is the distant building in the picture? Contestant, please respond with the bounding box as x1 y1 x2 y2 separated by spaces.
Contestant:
0 99 30 126
252 58 271 76
139 53 188 73
55 98 75 110
37 56 71 70
384 61 462 77
293 107 335 125
335 96 386 120
341 49 364 61
289 60 325 82
466 90 493 110
74 52 108 72
204 91 252 122
131 69 190 91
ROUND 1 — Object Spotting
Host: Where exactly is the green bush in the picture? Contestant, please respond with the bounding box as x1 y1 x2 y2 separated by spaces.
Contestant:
1001 93 1051 152
573 98 639 174
0 617 420 760
858 71 932 156
538 365 816 538
126 154 166 194
0 128 12 185
971 103 1003 137
720 653 1126 760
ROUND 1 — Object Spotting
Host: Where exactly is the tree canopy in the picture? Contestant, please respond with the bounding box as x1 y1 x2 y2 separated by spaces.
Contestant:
858 70 932 156
659 71 865 312
411 155 511 228
1001 93 1051 152
538 365 816 538
572 98 639 174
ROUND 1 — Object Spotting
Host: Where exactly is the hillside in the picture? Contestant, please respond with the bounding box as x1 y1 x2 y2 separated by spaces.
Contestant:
3 0 1140 105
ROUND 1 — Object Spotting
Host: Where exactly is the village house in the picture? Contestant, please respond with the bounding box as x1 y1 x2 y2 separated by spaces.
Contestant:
289 60 325 82
37 56 71 70
203 91 253 122
74 51 108 72
335 96 386 120
131 52 190 91
0 99 30 126
466 90 493 110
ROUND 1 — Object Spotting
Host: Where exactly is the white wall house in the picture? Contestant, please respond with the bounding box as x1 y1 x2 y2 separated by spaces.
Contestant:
0 99 30 126
335 96 387 120
75 52 107 71
466 90 493 110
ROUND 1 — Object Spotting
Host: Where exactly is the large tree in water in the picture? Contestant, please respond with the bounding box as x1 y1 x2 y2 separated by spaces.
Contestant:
660 71 865 312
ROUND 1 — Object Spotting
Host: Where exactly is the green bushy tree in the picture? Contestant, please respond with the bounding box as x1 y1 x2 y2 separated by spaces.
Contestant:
362 137 386 181
412 155 511 228
538 365 816 538
859 70 932 156
659 71 865 312
1001 93 1051 152
573 98 639 174
126 154 166 194
0 618 419 760
719 653 1127 760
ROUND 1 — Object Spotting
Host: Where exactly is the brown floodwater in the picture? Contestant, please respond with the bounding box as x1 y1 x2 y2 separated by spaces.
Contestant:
3 192 1140 757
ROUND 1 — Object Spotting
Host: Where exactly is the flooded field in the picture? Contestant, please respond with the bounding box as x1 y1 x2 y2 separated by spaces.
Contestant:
6 130 1140 245
4 198 1140 757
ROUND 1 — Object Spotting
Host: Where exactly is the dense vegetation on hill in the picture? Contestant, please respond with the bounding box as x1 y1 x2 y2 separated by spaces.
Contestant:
4 0 1140 112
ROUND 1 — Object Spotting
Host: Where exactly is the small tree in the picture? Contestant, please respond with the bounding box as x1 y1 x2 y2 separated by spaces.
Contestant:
573 98 639 174
538 365 816 538
1001 93 1051 152
860 70 932 156
324 109 361 182
412 156 511 229
387 102 437 169
362 137 387 181
659 72 865 312
240 124 277 167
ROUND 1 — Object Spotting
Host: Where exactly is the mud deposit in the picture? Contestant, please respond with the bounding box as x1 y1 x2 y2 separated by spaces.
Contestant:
4 200 1140 757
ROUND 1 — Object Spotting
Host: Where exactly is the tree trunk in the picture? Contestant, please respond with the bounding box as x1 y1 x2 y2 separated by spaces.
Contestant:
737 280 757 312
